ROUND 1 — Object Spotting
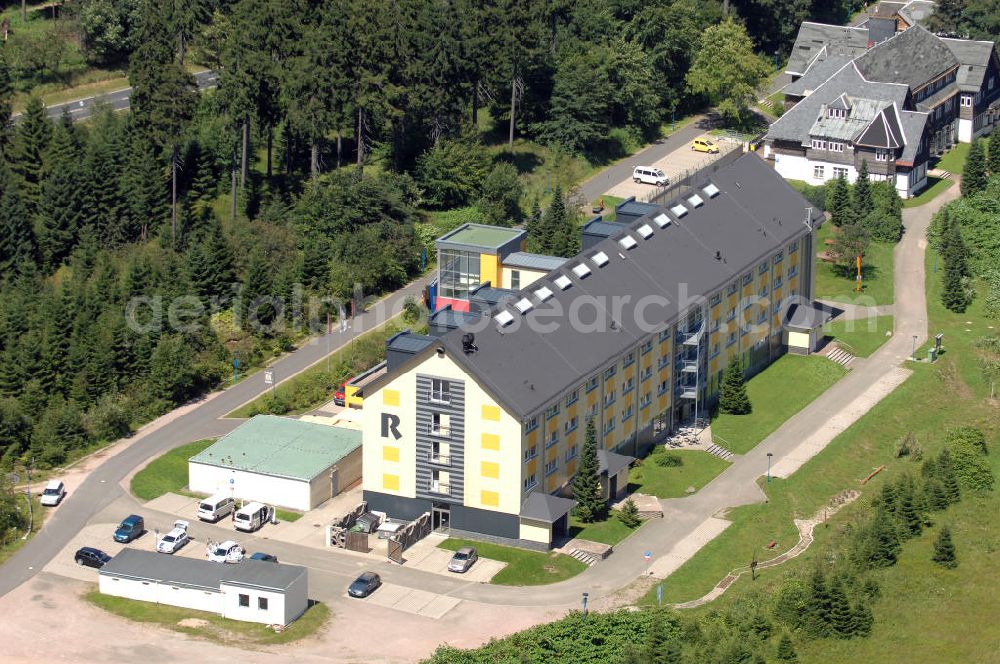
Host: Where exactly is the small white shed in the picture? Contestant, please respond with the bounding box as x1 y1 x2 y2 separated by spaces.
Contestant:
783 301 833 355
99 548 308 626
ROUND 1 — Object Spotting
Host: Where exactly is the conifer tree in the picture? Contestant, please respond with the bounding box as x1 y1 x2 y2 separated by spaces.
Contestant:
897 480 923 538
826 175 851 227
850 599 874 637
37 123 87 270
932 525 958 568
124 139 168 243
854 160 872 219
775 633 797 661
989 125 1000 175
641 609 672 664
938 449 962 504
618 497 641 528
572 418 605 522
719 360 752 414
10 97 52 213
941 245 969 313
0 175 37 274
961 139 988 197
828 577 854 637
806 567 832 637
84 116 127 245
0 52 13 150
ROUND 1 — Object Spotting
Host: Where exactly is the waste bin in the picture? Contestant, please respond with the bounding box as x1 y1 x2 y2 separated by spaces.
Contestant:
928 347 937 363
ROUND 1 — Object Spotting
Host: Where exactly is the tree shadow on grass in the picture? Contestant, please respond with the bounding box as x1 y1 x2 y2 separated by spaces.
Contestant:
492 149 542 175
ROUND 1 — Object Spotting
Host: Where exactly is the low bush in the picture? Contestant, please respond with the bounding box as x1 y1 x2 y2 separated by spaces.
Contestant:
655 453 684 468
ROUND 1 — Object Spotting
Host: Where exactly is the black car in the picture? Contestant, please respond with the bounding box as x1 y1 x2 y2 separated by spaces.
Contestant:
75 547 112 569
348 572 381 598
249 552 278 563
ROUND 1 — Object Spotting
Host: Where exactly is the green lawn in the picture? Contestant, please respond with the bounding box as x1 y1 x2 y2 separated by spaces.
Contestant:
639 245 1000 664
438 537 586 585
85 592 330 646
568 514 639 546
814 224 896 306
0 495 43 565
589 194 626 221
627 450 730 498
822 315 895 357
130 439 215 502
933 142 971 174
712 355 846 455
903 176 955 208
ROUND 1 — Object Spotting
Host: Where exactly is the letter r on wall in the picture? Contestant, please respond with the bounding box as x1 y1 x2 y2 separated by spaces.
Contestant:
381 413 402 440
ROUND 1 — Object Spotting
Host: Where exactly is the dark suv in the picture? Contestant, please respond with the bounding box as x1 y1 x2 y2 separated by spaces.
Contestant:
113 515 145 543
75 547 112 569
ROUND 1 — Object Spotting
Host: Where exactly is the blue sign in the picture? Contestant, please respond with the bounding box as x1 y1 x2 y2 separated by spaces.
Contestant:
229 478 235 485
644 551 652 560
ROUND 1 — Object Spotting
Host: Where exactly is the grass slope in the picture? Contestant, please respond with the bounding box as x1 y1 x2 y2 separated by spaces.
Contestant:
712 355 846 455
86 592 330 646
903 176 954 209
438 538 586 586
628 450 730 498
822 315 895 357
814 224 896 306
130 439 215 502
569 514 639 546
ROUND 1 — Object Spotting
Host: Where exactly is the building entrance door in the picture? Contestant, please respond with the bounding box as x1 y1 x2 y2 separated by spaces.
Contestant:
432 503 451 531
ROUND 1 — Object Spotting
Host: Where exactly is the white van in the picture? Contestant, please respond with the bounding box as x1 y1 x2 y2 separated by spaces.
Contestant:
233 502 272 533
198 493 235 522
632 166 669 186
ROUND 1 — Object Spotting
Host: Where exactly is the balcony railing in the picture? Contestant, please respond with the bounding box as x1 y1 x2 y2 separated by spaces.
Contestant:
429 482 451 496
427 452 451 466
680 361 699 373
426 424 451 437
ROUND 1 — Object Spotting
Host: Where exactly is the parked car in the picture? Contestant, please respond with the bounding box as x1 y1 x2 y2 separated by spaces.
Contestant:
249 552 278 563
197 493 235 522
348 572 382 598
333 381 348 406
40 480 66 507
74 547 111 569
447 546 479 573
632 166 669 186
691 137 720 154
156 520 190 554
113 515 145 543
233 502 272 533
207 540 245 563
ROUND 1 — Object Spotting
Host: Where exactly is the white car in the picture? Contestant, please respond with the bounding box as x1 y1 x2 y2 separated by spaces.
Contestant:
40 480 65 507
207 540 244 563
156 520 190 554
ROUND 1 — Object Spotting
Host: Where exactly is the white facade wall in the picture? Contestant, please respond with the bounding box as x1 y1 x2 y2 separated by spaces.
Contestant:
99 575 224 614
221 584 296 625
189 463 313 511
959 117 973 143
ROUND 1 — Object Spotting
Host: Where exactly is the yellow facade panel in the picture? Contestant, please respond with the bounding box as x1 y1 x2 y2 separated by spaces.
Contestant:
481 405 501 421
383 474 400 491
481 461 500 479
481 490 499 507
382 446 400 463
382 389 400 407
482 433 501 451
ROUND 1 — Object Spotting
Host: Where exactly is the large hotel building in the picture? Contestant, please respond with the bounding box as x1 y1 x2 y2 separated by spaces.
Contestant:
359 154 822 548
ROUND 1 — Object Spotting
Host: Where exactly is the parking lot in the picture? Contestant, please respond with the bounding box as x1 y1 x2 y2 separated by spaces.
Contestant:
605 135 736 201
356 582 461 619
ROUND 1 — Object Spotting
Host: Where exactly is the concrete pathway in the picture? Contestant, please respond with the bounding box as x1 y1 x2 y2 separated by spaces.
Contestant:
817 298 896 321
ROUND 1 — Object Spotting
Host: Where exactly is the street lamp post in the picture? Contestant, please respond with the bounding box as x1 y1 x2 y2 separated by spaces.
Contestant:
766 452 773 483
911 335 918 361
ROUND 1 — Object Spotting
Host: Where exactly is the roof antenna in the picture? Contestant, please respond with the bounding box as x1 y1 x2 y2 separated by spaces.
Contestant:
462 333 478 354
715 250 722 261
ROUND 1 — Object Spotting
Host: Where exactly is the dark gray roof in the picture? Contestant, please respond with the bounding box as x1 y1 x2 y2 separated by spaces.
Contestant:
519 492 577 522
99 548 307 592
422 155 821 420
897 0 936 26
854 25 959 90
942 38 996 92
469 284 517 311
867 16 897 45
897 110 929 164
783 54 854 97
786 22 870 76
856 106 904 148
387 331 435 354
872 1 906 18
503 252 568 272
616 199 661 224
768 64 910 144
785 301 834 330
581 218 628 238
597 450 634 478
428 307 481 337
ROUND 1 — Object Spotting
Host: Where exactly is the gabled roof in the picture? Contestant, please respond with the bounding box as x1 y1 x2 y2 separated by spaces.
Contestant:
854 25 959 90
519 492 576 523
768 64 909 144
783 54 854 97
413 155 821 420
942 38 997 92
810 97 892 143
897 0 936 26
597 450 635 478
786 22 870 76
856 105 904 149
897 110 929 164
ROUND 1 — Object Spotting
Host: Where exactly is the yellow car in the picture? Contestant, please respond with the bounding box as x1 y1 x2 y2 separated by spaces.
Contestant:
691 138 720 154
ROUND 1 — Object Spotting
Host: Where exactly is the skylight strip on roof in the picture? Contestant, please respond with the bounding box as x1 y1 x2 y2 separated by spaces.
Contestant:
636 224 654 238
534 286 553 302
670 204 688 218
591 251 610 266
703 183 720 198
653 213 671 228
514 297 533 314
554 274 572 290
571 263 591 279
618 235 638 250
495 310 514 327
687 194 704 208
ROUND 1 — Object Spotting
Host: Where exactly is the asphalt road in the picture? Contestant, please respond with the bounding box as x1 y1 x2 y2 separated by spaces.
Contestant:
0 273 431 597
11 70 219 124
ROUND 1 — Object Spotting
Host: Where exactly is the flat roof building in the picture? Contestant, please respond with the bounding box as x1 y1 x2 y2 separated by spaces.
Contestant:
189 415 362 511
362 154 823 548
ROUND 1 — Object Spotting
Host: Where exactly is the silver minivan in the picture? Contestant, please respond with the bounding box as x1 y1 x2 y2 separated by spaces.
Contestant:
632 166 669 186
198 493 235 522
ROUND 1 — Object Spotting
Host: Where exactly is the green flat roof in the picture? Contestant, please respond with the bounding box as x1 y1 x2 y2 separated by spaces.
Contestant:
438 223 524 250
189 415 361 482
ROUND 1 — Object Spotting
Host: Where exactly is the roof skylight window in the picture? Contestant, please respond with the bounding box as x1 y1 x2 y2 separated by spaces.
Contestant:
534 286 553 302
554 274 573 290
636 224 653 238
703 183 720 197
670 204 688 218
495 310 514 327
572 263 592 279
653 213 671 228
514 297 533 314
687 194 704 208
591 251 610 267
618 235 638 250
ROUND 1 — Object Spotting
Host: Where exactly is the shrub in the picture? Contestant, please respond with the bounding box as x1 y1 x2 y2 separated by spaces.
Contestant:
414 136 489 209
617 498 642 528
655 453 684 467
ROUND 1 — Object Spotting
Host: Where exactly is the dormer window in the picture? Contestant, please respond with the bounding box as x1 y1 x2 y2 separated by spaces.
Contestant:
875 149 889 162
828 141 844 153
828 107 847 119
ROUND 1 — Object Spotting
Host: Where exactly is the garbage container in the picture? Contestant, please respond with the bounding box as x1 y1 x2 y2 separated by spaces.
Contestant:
928 347 937 363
